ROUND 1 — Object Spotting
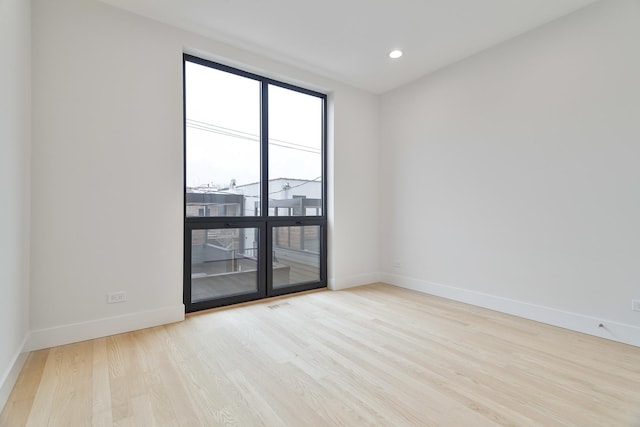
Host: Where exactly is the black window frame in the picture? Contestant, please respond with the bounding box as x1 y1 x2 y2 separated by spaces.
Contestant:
183 53 328 312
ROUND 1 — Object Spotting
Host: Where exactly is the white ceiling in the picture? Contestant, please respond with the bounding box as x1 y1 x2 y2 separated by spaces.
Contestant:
100 0 598 94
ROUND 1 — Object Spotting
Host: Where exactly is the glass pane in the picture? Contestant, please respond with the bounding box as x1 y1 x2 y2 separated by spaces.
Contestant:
268 85 323 216
185 62 261 217
272 226 321 288
191 227 259 302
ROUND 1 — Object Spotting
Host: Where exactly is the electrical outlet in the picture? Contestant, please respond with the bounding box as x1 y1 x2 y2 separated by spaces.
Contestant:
107 291 127 304
632 299 640 312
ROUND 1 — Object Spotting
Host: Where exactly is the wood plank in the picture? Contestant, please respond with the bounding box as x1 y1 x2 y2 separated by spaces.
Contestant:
2 283 640 426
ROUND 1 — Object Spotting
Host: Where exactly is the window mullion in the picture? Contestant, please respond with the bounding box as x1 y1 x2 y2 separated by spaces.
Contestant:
260 82 269 218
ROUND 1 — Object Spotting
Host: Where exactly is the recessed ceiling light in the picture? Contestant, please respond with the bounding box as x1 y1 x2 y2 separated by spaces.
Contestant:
388 49 403 59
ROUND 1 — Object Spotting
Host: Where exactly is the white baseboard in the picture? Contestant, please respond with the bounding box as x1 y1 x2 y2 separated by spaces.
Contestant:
0 334 29 413
381 273 640 348
330 272 381 291
27 305 185 352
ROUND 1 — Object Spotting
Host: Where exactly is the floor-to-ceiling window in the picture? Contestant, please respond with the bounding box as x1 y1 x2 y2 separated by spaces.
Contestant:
183 54 327 312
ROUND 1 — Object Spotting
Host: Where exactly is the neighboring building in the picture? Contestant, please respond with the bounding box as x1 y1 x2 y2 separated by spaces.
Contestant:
187 177 322 217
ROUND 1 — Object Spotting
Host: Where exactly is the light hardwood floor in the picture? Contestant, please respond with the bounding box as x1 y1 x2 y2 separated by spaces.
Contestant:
2 283 640 426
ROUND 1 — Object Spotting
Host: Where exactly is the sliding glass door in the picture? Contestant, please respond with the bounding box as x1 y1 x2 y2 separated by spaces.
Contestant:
183 54 327 312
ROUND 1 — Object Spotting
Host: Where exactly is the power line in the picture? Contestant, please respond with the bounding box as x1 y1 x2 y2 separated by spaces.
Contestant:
186 119 321 155
188 119 320 151
188 119 257 138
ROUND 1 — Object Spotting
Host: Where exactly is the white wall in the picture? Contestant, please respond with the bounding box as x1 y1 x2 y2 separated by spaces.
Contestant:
331 87 381 288
0 0 31 408
380 0 640 346
29 0 379 349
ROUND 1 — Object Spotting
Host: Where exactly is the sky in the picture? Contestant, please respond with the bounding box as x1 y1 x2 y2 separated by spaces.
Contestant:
185 61 323 190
